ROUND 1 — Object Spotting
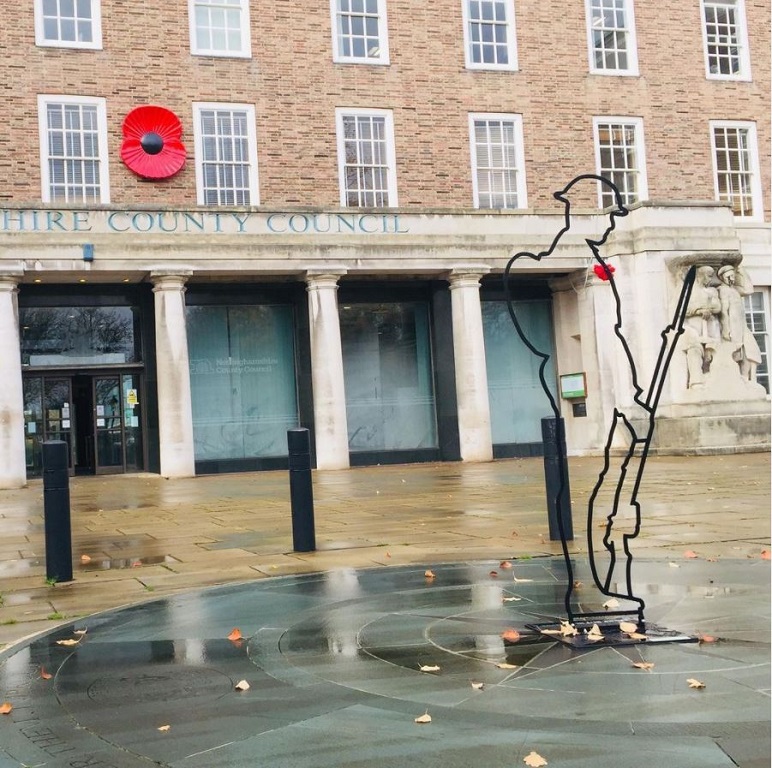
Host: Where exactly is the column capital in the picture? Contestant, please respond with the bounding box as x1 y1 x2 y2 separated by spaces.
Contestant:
0 274 21 292
305 268 347 291
447 266 490 289
150 270 193 292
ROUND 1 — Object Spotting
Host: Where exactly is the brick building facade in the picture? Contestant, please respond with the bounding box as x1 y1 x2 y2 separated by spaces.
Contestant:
0 0 769 487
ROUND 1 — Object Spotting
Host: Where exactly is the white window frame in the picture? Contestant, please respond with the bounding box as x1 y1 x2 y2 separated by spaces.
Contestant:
709 120 763 221
37 94 110 204
585 0 639 76
188 0 252 58
34 0 103 49
743 289 770 394
335 107 398 208
700 0 752 81
192 102 259 207
468 113 527 209
462 0 518 72
592 117 648 208
330 0 390 65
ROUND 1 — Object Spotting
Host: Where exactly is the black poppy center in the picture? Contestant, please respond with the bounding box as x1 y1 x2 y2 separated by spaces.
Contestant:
140 132 164 155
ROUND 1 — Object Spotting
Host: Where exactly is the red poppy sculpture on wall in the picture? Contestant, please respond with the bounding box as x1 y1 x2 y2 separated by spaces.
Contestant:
593 262 616 281
120 106 186 179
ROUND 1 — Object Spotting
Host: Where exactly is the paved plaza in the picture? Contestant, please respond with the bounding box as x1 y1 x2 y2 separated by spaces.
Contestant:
0 453 769 766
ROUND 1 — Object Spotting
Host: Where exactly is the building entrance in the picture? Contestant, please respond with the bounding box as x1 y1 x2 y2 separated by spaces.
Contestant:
23 372 144 476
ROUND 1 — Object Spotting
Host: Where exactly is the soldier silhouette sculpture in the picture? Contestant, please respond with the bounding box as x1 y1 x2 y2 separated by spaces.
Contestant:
504 174 697 628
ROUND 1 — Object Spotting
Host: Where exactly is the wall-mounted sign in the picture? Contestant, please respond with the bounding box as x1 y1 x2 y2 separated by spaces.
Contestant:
560 372 587 399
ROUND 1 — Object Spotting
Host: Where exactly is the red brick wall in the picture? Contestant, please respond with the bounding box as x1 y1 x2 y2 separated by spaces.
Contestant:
1 0 768 216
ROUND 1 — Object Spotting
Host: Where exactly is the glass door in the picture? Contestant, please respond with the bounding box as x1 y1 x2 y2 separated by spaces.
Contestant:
44 378 74 471
23 378 44 475
122 373 143 471
23 377 74 475
94 376 123 473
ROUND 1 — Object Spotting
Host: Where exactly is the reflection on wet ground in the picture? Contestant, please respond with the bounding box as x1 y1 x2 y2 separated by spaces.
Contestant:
0 558 768 768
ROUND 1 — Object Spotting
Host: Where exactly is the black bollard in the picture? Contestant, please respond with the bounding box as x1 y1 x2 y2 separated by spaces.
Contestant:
42 440 73 583
541 417 573 542
287 428 316 552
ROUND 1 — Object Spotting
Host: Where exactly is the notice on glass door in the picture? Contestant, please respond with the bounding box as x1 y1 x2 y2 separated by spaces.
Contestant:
127 389 138 406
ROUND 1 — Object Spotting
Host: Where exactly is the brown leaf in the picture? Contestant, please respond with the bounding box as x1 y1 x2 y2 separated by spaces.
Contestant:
496 662 518 669
627 632 648 641
489 570 499 578
385 551 391 558
419 664 440 672
761 550 771 560
603 598 620 609
499 560 513 569
234 680 250 691
687 678 706 689
523 750 548 766
157 724 171 732
470 681 485 690
573 580 583 589
559 621 579 637
424 570 436 580
632 662 654 671
73 629 88 636
40 667 53 680
414 712 432 724
698 634 717 644
539 628 562 636
619 621 638 634
683 550 699 559
227 628 242 642
0 702 12 715
501 628 521 643
80 554 91 563
56 638 80 647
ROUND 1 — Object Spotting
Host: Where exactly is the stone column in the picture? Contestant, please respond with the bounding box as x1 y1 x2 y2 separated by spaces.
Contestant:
306 271 349 469
0 275 27 488
151 272 195 478
448 269 493 462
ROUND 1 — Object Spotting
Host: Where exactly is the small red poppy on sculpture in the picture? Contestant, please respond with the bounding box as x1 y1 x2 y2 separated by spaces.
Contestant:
120 106 186 179
593 262 616 281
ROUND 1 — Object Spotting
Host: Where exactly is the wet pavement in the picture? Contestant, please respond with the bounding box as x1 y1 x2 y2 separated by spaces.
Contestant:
0 453 769 766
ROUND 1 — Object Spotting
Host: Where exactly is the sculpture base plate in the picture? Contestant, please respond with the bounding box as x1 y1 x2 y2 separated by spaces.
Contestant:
526 619 697 648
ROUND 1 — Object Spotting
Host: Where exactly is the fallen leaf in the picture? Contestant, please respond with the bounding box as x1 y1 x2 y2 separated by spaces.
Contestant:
40 667 53 680
499 560 513 569
632 662 654 671
73 629 88 636
414 712 432 724
496 662 518 669
698 634 717 644
687 678 706 689
684 550 699 559
539 628 562 635
502 596 522 602
0 702 12 715
523 750 548 767
157 724 171 732
627 632 648 641
573 580 583 589
513 577 533 583
559 621 579 637
419 664 440 673
385 551 391 558
131 561 142 568
501 628 521 643
489 570 499 578
668 562 681 569
619 621 638 634
56 639 80 647
603 598 620 609
761 550 771 560
470 681 484 690
586 624 605 642
424 570 436 580
80 554 91 563
234 680 250 691
227 628 242 642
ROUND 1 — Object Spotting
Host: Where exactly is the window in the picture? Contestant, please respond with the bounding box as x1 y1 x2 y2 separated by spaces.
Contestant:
585 0 639 75
37 95 109 204
34 0 102 49
193 103 259 206
331 0 390 64
462 0 518 71
710 121 762 219
593 117 648 207
189 0 251 57
469 114 527 209
336 108 397 207
701 0 751 80
744 291 769 393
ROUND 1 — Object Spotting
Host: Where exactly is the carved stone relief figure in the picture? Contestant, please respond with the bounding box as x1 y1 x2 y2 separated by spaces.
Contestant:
716 264 762 382
681 265 722 388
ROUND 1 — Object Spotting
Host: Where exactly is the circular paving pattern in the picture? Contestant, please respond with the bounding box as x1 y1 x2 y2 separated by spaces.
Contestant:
0 558 768 767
